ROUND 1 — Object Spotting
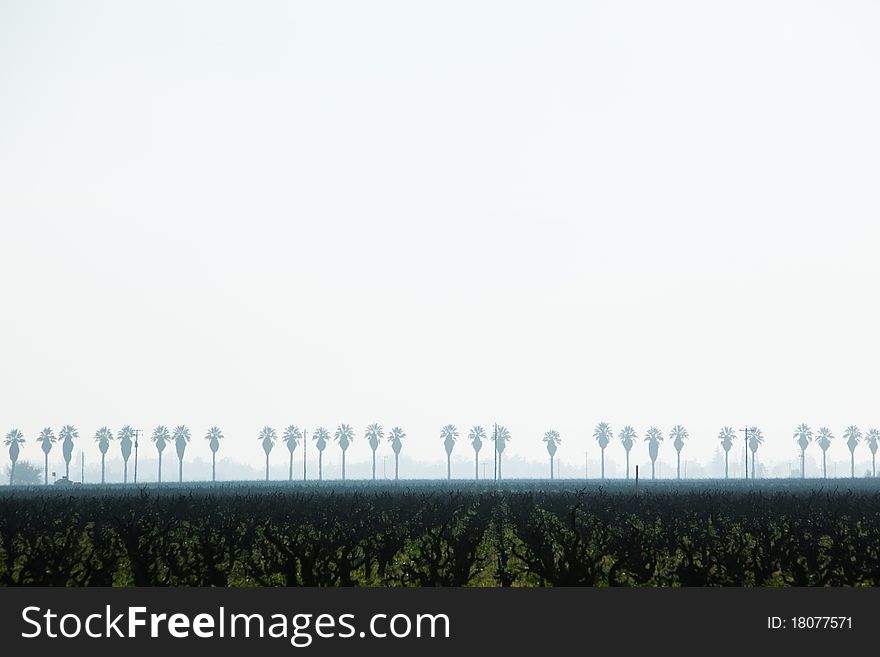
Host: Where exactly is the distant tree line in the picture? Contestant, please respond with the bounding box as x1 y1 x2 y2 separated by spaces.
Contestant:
4 421 879 485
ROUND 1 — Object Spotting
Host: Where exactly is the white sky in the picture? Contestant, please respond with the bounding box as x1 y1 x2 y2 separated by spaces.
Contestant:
2 1 880 479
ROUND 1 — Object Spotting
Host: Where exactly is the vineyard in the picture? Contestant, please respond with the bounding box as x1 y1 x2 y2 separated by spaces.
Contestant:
2 481 880 586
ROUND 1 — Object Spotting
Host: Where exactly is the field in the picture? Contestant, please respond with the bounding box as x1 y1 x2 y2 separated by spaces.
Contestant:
2 480 880 586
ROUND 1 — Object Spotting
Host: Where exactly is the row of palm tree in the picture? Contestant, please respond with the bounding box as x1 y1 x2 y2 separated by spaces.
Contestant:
3 424 216 485
790 424 879 479
589 423 880 481
6 422 880 484
440 425 514 480
254 424 404 482
266 423 514 483
4 425 83 485
590 422 690 480
4 422 510 484
717 426 763 479
716 424 879 480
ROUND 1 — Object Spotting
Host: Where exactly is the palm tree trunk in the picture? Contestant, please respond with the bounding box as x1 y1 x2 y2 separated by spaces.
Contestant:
498 453 502 481
212 452 216 482
550 456 554 480
626 451 630 480
801 448 805 479
342 450 346 481
65 460 70 479
751 451 755 479
677 451 681 480
873 453 876 478
447 453 451 480
101 454 106 484
289 451 293 482
724 451 729 479
651 459 655 480
601 447 605 480
319 452 323 481
372 449 376 481
10 461 15 486
823 450 827 479
158 452 163 483
475 451 479 480
44 453 48 485
851 452 855 479
395 453 399 481
123 459 128 484
265 453 269 481
179 458 183 483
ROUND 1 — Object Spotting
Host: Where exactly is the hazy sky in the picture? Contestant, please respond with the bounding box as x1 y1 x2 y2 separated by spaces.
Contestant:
2 1 880 478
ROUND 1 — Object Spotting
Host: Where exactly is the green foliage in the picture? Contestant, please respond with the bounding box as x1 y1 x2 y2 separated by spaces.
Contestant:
4 461 41 486
2 482 880 586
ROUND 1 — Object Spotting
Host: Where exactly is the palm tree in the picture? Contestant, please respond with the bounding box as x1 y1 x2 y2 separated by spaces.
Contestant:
794 423 813 479
5 429 25 485
543 430 561 479
282 425 301 482
152 425 170 482
313 427 330 481
173 425 191 482
37 427 56 485
365 424 384 481
118 426 134 483
441 424 458 480
593 422 612 480
718 427 735 479
844 425 861 479
335 424 355 480
670 424 688 479
645 426 663 480
388 427 405 480
618 426 637 479
59 425 78 479
492 425 511 480
259 426 277 480
206 426 223 482
816 427 833 479
95 427 113 483
747 426 763 479
469 426 485 480
866 429 879 478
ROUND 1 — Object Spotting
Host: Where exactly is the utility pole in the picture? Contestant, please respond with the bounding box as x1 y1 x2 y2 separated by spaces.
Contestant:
132 429 143 484
738 427 750 480
493 423 498 483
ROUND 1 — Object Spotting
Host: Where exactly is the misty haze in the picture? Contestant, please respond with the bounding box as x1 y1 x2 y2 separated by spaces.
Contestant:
2 1 880 593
